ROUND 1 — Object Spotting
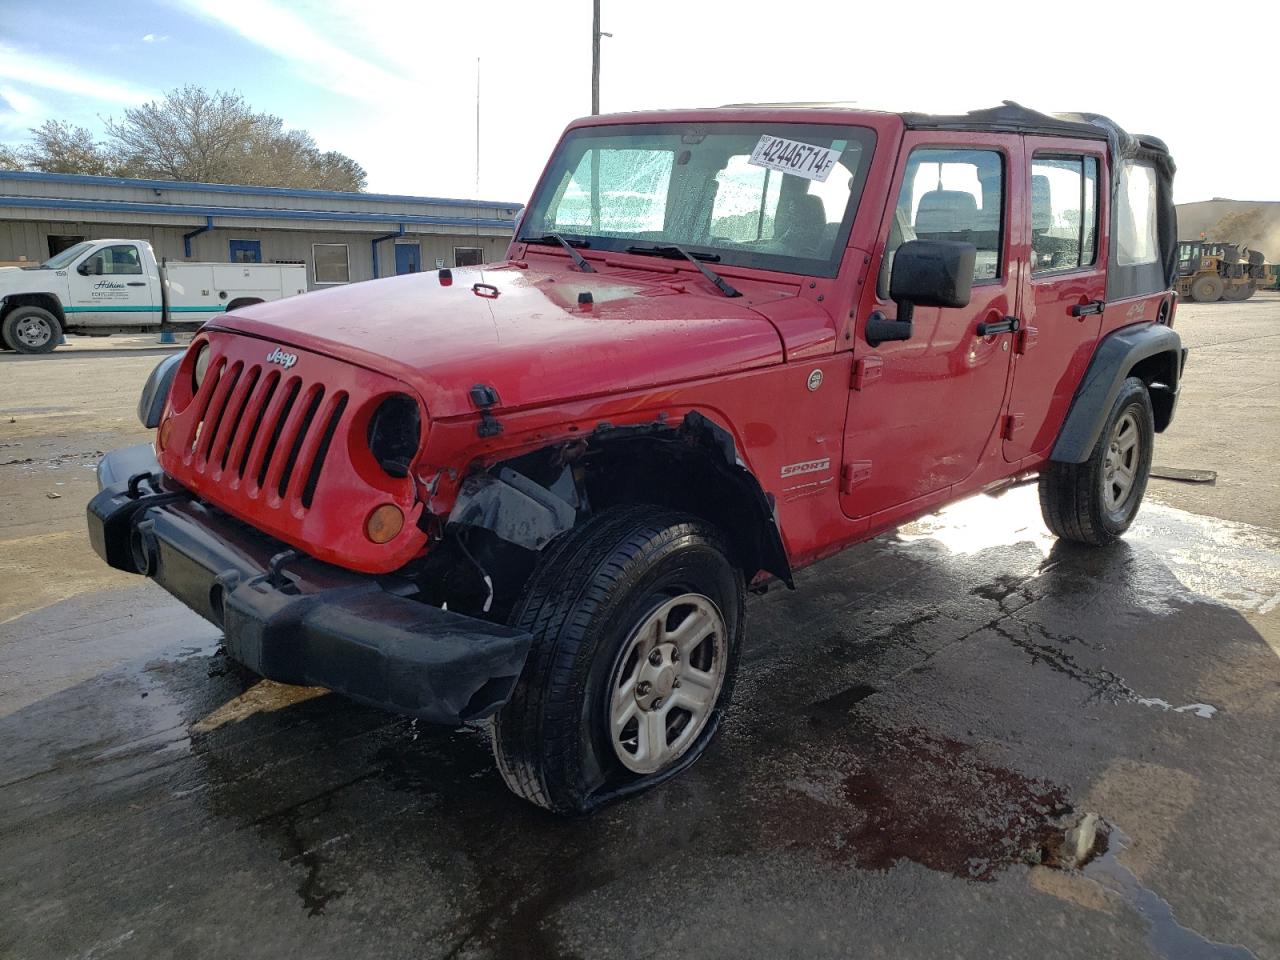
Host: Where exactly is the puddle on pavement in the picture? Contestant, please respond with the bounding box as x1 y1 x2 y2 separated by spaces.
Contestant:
898 486 1280 619
1083 826 1257 960
778 725 1072 881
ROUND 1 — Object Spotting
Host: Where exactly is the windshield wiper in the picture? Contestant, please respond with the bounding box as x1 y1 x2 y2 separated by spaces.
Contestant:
625 244 740 298
523 233 595 273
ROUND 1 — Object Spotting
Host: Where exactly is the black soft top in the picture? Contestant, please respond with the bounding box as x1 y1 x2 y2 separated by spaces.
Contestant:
901 101 1170 156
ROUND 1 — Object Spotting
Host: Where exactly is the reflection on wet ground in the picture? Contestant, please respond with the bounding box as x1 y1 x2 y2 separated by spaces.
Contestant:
2 488 1277 958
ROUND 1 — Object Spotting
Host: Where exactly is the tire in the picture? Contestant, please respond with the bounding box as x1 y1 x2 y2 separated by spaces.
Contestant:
2 306 61 354
1222 283 1252 302
492 506 745 814
1190 274 1224 303
1039 376 1154 546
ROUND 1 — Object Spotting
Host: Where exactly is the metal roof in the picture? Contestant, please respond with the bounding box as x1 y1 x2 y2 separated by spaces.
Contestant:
0 170 524 211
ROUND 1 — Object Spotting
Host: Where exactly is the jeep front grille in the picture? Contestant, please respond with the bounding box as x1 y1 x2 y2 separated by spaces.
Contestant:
157 330 427 575
182 356 348 511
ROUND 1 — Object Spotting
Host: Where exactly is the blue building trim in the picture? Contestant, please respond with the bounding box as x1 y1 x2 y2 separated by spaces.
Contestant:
0 195 516 230
0 170 524 212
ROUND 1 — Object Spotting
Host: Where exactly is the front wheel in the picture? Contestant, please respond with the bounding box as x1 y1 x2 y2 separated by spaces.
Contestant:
1039 376 1155 546
492 506 744 814
2 306 61 354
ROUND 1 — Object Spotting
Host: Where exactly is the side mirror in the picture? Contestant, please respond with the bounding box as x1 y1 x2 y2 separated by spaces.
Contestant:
76 261 91 276
866 240 977 347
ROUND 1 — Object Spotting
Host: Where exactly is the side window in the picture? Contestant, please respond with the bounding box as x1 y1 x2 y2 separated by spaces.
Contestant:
1031 155 1100 274
102 245 143 275
1116 162 1159 266
880 148 1004 297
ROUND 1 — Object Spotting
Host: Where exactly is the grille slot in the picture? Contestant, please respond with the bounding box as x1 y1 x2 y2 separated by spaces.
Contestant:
254 378 302 491
214 366 261 473
196 361 242 466
301 394 348 509
234 371 280 481
276 386 326 499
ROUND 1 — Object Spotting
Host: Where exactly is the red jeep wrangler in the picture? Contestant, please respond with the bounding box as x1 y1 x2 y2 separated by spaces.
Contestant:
89 103 1184 813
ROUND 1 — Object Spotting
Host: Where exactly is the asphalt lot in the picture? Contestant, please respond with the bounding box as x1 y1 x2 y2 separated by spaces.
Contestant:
1 297 1278 960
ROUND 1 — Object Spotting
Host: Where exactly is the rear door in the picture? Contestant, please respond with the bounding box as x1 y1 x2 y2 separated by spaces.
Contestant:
841 131 1023 521
65 243 155 325
1003 138 1108 461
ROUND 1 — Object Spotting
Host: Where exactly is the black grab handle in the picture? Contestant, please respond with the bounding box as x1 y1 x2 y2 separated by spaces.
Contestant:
1071 299 1105 317
976 316 1020 336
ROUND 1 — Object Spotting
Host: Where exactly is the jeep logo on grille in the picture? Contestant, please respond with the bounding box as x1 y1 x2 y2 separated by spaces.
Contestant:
266 347 298 369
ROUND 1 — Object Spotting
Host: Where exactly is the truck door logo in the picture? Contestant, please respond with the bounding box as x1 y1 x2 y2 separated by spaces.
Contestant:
266 347 298 369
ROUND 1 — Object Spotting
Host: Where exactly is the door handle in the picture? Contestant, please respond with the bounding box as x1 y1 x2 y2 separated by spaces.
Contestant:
1071 299 1104 317
127 281 146 287
976 316 1020 336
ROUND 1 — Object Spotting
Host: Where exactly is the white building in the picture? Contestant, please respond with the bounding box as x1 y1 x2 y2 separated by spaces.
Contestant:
0 171 522 287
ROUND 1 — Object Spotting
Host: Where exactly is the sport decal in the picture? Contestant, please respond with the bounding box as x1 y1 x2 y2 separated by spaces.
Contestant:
781 458 832 479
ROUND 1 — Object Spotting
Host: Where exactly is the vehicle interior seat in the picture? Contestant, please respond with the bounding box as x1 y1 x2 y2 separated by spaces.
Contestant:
914 190 978 240
776 193 827 257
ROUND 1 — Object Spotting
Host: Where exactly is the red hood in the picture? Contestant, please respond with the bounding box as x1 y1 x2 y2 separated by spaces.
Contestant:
211 260 789 419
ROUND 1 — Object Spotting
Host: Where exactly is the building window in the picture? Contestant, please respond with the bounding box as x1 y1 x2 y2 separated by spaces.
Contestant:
229 239 262 264
312 243 350 284
454 247 484 267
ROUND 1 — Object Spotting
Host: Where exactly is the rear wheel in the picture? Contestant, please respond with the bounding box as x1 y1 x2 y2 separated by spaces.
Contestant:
1190 274 1224 303
1039 376 1154 546
1 306 61 354
492 506 744 814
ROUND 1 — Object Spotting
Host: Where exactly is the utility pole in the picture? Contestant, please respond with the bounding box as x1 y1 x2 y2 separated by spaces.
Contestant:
591 0 611 115
475 57 481 198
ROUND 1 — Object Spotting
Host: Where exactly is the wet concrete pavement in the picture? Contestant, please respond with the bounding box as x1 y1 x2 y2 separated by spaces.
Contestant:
2 298 1279 959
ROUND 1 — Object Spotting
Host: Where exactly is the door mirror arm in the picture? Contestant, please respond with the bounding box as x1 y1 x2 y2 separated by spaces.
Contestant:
865 304 915 347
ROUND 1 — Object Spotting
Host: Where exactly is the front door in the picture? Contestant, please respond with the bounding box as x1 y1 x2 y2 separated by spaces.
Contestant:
841 132 1023 521
1003 139 1108 460
65 243 155 325
394 243 421 275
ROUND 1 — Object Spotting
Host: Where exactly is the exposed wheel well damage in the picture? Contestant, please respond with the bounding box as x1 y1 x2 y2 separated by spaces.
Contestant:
436 411 792 620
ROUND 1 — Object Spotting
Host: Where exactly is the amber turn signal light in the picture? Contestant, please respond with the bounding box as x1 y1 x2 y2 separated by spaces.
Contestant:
157 417 172 452
365 504 404 544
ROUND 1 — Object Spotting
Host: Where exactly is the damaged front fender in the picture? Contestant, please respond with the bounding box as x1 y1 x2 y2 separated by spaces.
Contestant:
447 466 577 551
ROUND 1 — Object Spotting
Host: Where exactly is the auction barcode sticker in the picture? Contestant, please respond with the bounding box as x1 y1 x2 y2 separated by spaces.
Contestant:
748 136 845 182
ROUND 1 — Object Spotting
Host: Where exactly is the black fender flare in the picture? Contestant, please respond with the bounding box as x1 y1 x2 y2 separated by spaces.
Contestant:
1051 323 1184 464
678 410 794 588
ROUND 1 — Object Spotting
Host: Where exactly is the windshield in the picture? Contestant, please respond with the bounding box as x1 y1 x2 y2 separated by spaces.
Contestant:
41 242 94 269
520 122 876 278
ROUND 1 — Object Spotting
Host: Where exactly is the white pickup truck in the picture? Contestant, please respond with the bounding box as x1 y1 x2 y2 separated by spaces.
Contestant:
0 238 308 353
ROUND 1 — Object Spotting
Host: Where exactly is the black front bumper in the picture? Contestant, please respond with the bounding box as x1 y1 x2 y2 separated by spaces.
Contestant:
87 445 532 724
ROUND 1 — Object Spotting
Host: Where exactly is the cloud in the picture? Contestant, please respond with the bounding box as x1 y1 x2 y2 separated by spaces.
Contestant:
0 44 154 106
141 33 170 43
173 0 398 100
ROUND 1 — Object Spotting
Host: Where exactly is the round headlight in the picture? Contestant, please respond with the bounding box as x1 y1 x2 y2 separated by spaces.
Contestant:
192 343 212 391
366 394 421 478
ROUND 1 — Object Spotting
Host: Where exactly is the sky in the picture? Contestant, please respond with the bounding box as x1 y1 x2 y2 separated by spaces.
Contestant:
0 0 1272 206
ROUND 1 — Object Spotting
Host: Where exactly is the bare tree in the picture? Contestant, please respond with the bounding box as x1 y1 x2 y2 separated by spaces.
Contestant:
0 144 21 171
17 120 119 176
105 85 366 190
